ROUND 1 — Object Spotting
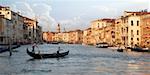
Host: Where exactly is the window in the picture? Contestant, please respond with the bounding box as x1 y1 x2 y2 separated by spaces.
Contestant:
121 28 123 34
6 8 9 11
137 30 139 35
131 20 133 26
137 21 139 26
126 27 128 33
0 37 3 42
137 38 139 41
29 32 31 36
102 23 104 27
131 38 133 40
13 13 15 15
131 30 133 35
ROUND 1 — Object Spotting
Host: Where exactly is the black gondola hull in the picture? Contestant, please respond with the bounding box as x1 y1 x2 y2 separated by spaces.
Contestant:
27 49 69 59
131 47 150 52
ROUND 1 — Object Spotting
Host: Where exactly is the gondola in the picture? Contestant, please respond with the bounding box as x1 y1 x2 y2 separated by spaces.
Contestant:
96 42 109 48
0 45 21 53
0 47 9 53
131 47 150 52
26 49 69 59
117 48 124 52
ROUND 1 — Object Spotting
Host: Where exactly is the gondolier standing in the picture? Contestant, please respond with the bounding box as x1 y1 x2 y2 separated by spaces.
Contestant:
32 43 38 52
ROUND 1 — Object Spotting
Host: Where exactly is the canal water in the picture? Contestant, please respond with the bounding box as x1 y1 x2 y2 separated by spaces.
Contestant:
0 44 149 75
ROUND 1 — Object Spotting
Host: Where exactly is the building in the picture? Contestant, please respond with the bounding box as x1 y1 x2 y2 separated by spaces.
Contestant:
83 28 92 45
62 32 69 43
0 15 13 44
141 14 150 47
0 6 11 20
36 25 43 43
42 32 54 43
90 18 115 45
0 6 24 44
53 32 62 42
115 17 128 46
0 5 43 44
67 30 83 44
105 24 115 46
115 11 150 47
23 16 40 43
57 23 61 33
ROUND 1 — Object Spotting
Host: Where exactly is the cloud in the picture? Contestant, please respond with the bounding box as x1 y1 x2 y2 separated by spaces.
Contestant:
58 5 118 31
11 2 35 18
149 0 150 11
31 3 57 31
1 0 149 32
131 0 148 3
59 16 87 31
86 5 119 19
1 0 56 31
115 0 148 3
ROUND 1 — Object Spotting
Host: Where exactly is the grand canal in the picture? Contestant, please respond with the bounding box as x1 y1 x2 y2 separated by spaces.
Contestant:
0 44 149 75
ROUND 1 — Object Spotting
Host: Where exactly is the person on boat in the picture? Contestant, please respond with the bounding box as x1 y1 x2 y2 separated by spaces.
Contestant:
57 47 61 54
9 46 12 56
38 50 40 54
32 43 38 53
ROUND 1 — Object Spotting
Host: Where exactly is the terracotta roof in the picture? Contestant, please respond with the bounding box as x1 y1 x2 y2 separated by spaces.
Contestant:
126 11 150 16
91 18 115 23
102 18 115 23
85 28 91 30
23 16 37 22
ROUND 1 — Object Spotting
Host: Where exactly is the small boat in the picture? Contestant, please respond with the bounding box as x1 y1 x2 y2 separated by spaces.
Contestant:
47 41 59 44
0 47 9 53
51 42 59 44
0 45 21 53
131 47 150 52
117 48 124 52
117 45 125 52
26 49 69 59
96 42 109 48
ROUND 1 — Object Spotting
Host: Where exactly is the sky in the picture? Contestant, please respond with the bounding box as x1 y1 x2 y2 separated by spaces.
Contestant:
0 0 150 32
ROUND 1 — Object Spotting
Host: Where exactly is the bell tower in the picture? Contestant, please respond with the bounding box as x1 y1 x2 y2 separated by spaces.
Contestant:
57 23 61 33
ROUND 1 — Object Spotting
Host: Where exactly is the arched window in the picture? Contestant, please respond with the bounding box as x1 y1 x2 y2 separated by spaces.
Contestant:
137 20 139 26
137 30 139 35
131 20 133 26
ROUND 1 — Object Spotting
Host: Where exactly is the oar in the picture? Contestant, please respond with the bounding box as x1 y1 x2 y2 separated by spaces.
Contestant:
9 46 12 56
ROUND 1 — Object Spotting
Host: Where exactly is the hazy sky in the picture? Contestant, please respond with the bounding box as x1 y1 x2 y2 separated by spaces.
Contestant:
0 0 150 31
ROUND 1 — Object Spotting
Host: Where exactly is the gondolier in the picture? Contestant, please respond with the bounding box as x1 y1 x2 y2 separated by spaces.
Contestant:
32 43 38 52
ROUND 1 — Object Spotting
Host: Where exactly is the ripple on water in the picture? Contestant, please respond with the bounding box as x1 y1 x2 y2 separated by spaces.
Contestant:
0 44 149 75
21 69 52 73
